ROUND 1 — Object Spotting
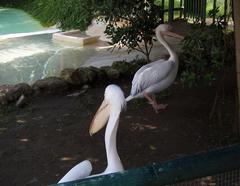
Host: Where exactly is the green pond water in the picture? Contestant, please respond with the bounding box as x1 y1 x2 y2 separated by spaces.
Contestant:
0 8 45 35
0 8 95 85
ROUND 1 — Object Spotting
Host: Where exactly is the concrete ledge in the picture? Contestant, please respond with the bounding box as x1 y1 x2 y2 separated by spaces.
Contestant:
52 30 100 46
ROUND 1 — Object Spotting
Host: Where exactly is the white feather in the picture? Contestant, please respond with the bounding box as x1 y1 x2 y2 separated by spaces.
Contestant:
127 24 181 101
131 60 173 96
58 160 92 183
58 84 126 184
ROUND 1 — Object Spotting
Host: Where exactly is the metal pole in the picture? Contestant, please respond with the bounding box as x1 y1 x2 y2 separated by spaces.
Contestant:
162 0 165 22
180 0 183 18
213 0 217 23
224 0 228 26
168 0 174 22
234 0 240 135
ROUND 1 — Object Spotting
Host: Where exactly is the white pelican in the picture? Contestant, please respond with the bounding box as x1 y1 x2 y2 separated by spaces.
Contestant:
126 24 183 113
58 84 126 183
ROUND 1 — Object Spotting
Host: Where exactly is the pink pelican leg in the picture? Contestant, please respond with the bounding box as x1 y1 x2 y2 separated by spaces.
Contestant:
143 92 168 113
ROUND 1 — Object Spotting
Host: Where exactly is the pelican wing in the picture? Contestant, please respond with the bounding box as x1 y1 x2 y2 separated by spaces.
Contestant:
131 60 173 96
58 160 92 183
133 59 165 78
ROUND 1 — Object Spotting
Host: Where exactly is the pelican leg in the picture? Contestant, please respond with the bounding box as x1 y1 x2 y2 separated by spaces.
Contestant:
152 95 168 112
143 92 154 104
143 92 167 113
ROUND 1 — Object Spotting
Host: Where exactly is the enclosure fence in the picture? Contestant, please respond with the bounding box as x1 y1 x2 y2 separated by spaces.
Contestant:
183 0 207 22
52 144 240 186
167 169 240 186
161 0 231 24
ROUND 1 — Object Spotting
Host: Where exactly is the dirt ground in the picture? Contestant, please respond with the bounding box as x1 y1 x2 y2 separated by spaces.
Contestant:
0 64 238 186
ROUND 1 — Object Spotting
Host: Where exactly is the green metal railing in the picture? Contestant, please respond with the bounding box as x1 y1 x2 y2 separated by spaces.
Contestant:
160 0 230 23
183 0 207 22
51 144 240 186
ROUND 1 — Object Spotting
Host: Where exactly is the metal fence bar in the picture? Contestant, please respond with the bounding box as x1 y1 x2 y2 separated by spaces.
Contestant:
213 0 217 23
224 0 228 24
168 0 174 22
162 0 165 22
51 144 240 186
201 0 206 22
183 0 208 22
180 0 183 18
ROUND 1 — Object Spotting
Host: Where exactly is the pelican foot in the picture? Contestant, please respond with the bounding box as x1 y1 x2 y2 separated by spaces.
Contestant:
153 104 168 113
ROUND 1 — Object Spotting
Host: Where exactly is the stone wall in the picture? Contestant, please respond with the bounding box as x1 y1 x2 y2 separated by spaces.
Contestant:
0 60 147 107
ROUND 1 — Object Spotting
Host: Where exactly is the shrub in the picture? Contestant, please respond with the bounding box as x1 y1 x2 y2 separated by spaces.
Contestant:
179 24 225 87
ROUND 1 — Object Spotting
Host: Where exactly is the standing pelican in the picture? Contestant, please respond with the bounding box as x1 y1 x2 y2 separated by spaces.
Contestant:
58 84 126 183
126 24 183 113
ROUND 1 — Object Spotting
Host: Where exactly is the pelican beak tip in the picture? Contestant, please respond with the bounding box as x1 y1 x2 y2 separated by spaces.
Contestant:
89 128 94 136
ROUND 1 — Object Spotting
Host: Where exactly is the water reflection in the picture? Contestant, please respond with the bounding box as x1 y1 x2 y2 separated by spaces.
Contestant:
0 34 97 85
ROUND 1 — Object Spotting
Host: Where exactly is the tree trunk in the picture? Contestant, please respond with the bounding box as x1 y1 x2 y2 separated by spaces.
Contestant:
233 0 240 135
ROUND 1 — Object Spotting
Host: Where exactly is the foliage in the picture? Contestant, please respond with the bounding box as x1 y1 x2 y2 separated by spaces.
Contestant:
180 3 236 88
100 0 163 62
0 0 28 7
179 24 225 87
26 0 95 30
208 7 227 27
0 0 95 30
1 0 164 63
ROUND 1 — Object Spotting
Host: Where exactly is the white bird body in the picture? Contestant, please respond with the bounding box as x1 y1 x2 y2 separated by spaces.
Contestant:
127 58 178 100
58 160 92 183
58 84 126 184
126 24 183 113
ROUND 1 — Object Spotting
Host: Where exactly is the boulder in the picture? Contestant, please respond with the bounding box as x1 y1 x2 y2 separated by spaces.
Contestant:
5 83 33 102
60 68 75 84
0 94 7 106
32 77 69 95
96 68 108 82
111 61 130 75
99 66 111 80
106 68 120 80
70 68 89 86
84 67 97 83
0 84 14 94
15 95 29 107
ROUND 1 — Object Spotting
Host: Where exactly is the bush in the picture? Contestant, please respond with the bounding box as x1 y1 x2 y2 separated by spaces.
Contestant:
179 24 226 87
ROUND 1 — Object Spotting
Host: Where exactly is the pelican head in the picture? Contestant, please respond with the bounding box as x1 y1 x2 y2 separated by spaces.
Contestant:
89 84 126 136
155 24 183 39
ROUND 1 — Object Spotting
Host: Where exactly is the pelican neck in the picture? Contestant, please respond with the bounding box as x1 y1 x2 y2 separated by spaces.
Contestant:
156 31 177 62
104 110 122 172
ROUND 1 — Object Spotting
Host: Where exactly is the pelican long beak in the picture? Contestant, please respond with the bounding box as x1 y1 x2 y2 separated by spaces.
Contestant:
89 100 110 136
163 31 184 40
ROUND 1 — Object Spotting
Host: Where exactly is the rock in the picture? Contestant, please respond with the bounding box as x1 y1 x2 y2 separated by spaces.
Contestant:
112 61 130 75
96 68 107 81
0 84 14 94
60 68 75 84
66 92 82 97
97 66 110 81
84 67 97 83
61 67 98 85
106 68 120 80
100 66 111 73
32 77 69 95
6 83 33 102
15 95 28 107
71 68 89 86
0 94 7 106
81 84 89 91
